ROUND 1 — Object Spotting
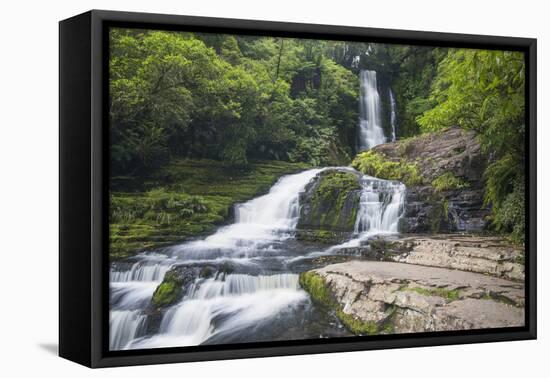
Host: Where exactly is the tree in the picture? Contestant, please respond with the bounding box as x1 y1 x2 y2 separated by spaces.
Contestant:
418 49 525 242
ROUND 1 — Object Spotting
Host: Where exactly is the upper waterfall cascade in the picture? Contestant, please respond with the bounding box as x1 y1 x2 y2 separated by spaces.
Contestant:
358 70 386 150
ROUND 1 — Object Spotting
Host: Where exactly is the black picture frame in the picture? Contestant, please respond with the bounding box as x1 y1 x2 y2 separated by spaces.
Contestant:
59 9 537 368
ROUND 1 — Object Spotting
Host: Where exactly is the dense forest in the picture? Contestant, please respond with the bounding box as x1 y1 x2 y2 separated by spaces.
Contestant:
109 28 526 259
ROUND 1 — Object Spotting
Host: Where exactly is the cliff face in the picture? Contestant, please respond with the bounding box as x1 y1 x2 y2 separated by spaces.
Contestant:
368 127 490 233
296 127 490 241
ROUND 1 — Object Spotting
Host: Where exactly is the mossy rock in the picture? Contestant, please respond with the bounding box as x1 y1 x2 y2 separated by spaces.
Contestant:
399 286 462 302
299 271 384 336
151 270 185 307
295 229 352 244
151 265 212 308
299 271 336 308
297 169 361 234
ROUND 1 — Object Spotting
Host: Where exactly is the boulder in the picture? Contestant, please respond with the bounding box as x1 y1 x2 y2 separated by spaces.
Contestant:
300 261 524 335
296 168 361 243
151 267 195 308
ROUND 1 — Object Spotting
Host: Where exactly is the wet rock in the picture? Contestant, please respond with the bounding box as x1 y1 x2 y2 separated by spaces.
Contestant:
295 229 353 244
300 261 524 335
297 168 362 243
151 263 233 308
151 267 196 308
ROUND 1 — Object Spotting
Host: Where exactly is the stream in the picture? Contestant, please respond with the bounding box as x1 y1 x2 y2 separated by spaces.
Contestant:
109 70 405 350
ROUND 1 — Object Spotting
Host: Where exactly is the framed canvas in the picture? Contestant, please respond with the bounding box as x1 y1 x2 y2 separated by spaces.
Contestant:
59 10 537 368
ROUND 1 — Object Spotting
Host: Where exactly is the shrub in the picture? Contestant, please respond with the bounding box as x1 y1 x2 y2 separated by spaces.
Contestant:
351 150 422 186
431 172 470 192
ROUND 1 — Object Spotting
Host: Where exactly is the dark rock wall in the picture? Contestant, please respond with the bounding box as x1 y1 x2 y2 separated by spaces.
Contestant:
374 127 490 233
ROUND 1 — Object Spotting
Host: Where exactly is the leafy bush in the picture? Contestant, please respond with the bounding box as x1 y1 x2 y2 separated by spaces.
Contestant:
492 175 525 244
431 172 469 192
351 150 422 186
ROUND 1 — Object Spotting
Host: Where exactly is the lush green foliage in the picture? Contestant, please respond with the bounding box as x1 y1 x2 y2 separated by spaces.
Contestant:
110 29 360 174
110 159 310 259
418 50 525 242
431 172 470 192
351 150 422 186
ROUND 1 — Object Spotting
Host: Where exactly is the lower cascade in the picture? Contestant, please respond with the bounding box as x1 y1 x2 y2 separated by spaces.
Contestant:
109 168 407 350
354 176 406 236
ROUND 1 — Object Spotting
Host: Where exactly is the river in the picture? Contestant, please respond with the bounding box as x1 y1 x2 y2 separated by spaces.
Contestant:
109 70 404 350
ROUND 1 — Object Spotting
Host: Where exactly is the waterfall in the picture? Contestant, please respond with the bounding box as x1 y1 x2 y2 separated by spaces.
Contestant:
109 163 409 349
358 70 386 150
130 274 306 349
109 169 323 350
389 88 397 142
354 176 406 236
109 310 147 350
110 260 171 283
168 168 323 259
234 170 318 228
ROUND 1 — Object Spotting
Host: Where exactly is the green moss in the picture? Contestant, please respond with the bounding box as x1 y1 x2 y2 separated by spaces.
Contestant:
151 271 183 307
442 199 449 221
431 172 470 192
301 170 360 233
336 310 379 335
427 201 447 232
109 159 311 259
296 230 343 244
299 271 335 307
400 286 461 301
315 171 361 196
300 271 386 336
351 150 422 187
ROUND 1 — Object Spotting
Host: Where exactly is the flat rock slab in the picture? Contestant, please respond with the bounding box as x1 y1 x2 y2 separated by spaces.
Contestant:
369 234 524 281
308 261 524 334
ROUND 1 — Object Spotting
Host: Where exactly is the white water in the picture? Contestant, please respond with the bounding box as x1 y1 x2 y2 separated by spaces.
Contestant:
354 176 406 236
110 169 323 350
110 71 407 350
110 310 147 350
110 167 408 349
389 88 397 142
168 169 323 260
110 258 172 283
358 70 386 150
291 173 407 259
132 274 304 348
